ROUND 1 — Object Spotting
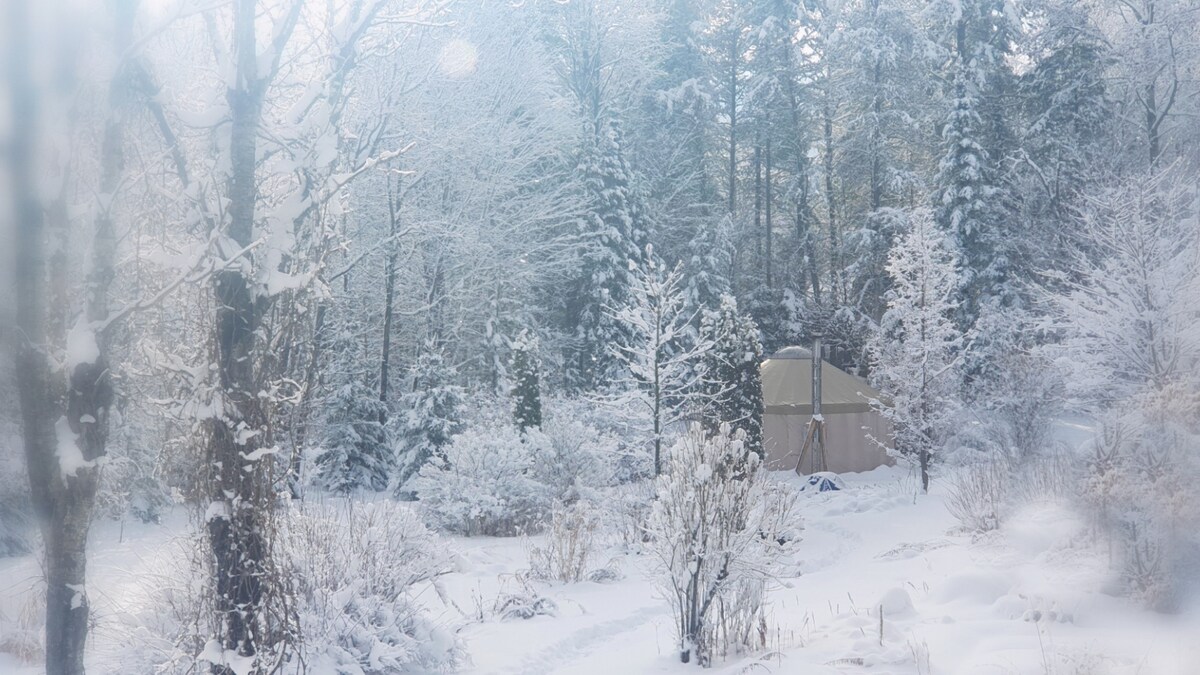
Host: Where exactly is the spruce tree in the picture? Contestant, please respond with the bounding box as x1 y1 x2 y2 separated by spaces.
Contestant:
570 118 652 389
935 63 1007 330
316 379 393 494
510 330 543 432
395 348 464 489
700 295 765 459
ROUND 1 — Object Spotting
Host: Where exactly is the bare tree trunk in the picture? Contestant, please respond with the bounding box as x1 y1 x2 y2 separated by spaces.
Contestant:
379 175 400 415
764 140 773 289
822 86 839 304
7 1 133 671
206 0 273 666
753 142 762 258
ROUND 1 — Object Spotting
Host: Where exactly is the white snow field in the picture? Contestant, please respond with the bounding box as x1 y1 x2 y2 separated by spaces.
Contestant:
3 453 1199 674
7 458 1200 667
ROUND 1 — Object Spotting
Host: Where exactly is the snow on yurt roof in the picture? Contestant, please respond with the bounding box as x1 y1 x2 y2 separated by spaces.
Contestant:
761 346 879 415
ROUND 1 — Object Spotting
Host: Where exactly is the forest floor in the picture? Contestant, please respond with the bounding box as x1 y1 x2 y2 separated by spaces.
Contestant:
2 423 1199 674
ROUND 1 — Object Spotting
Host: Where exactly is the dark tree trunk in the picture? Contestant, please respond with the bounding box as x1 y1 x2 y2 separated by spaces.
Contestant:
765 140 773 288
379 175 400 416
206 0 273 667
8 1 131 672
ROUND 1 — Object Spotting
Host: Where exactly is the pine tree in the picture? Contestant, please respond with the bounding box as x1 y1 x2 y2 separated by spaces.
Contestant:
700 295 765 458
510 330 543 432
868 208 963 492
683 216 733 316
570 118 652 389
316 379 394 494
928 0 1022 334
395 348 464 489
935 63 1008 330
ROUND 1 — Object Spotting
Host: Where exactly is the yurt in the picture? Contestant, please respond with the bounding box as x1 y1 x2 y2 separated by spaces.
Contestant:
761 346 893 474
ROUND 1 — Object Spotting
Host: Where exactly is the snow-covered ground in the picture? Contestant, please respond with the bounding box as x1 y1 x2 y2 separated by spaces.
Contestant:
3 456 1198 673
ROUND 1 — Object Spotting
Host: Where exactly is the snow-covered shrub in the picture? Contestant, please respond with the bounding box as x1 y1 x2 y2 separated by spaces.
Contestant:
1081 413 1200 610
96 450 168 524
552 394 651 483
947 449 1080 534
278 499 461 673
0 580 43 664
646 423 798 665
526 501 601 583
528 413 618 504
412 407 621 536
946 461 1007 533
90 532 210 674
493 573 558 620
410 424 551 536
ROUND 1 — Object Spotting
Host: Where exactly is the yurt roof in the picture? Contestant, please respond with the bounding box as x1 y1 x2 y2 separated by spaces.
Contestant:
761 347 880 415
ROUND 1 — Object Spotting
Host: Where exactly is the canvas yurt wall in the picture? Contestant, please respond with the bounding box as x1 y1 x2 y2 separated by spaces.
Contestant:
761 346 893 474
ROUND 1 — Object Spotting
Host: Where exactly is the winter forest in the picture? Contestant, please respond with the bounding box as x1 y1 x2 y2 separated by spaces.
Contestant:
0 0 1198 672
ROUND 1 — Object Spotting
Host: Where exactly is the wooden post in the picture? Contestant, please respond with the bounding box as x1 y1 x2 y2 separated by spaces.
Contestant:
811 336 825 473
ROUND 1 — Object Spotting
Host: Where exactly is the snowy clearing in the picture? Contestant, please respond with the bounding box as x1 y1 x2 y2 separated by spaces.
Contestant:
3 461 1197 674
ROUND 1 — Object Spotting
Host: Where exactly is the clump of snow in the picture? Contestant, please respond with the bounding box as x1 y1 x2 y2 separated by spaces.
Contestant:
65 319 99 370
878 587 914 616
934 571 1012 605
55 416 96 481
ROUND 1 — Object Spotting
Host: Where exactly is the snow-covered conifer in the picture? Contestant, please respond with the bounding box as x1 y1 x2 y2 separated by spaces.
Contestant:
510 330 543 432
700 295 765 459
395 348 465 490
569 118 653 389
315 379 394 494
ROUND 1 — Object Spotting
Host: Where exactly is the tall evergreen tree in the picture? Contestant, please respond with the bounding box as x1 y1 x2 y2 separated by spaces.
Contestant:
1016 13 1112 277
510 330 544 432
928 0 1022 331
570 119 653 389
935 64 1009 328
700 295 765 458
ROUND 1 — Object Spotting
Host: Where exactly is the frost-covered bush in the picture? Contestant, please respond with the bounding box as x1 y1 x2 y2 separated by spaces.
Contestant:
529 413 619 504
279 500 461 673
946 461 1007 533
1081 414 1200 611
412 407 622 536
526 502 602 583
549 394 651 483
647 423 798 665
410 425 551 536
947 449 1080 534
